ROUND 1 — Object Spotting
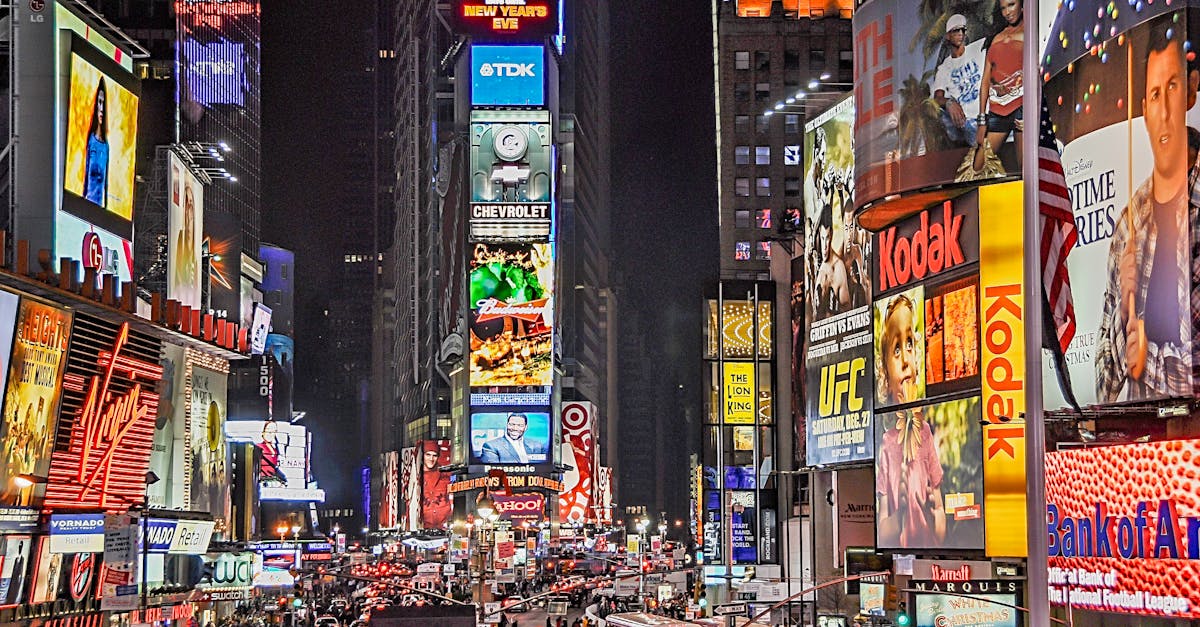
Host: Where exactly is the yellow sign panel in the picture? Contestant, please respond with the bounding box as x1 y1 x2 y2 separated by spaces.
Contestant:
723 362 756 424
978 181 1027 557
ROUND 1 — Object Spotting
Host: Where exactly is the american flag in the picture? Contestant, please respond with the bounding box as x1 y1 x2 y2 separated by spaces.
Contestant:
1038 98 1077 354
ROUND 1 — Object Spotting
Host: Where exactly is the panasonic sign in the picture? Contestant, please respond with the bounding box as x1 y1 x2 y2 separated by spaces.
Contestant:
471 44 545 106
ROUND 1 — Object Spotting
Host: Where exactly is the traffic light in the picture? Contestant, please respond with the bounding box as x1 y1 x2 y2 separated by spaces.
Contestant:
884 584 899 612
896 600 911 626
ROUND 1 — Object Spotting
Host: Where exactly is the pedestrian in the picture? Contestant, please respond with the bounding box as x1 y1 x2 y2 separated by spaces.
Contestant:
544 618 552 627
499 614 509 627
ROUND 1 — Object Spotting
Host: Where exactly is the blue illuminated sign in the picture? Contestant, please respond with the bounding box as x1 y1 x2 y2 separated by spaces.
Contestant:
471 45 545 107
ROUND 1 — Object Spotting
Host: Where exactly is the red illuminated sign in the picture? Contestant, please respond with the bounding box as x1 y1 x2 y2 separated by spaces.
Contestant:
68 553 95 602
493 493 545 522
474 298 549 324
45 321 164 511
452 0 558 41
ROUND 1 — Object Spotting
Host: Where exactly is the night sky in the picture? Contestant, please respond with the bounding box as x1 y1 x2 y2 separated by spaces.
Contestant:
259 1 717 507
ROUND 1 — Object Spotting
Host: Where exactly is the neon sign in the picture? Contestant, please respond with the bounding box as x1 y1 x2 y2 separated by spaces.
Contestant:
452 0 558 40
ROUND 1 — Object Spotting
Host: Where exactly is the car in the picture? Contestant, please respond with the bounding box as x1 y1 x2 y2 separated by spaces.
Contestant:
314 616 340 627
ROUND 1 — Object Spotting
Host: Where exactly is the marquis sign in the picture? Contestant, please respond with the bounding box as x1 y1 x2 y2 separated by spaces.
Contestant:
452 0 558 41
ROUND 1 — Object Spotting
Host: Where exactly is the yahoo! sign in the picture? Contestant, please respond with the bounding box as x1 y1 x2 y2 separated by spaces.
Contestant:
494 493 545 522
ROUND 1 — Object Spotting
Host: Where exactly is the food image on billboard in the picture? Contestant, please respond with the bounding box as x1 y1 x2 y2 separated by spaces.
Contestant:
419 440 452 530
468 242 554 387
452 0 559 41
62 40 139 236
852 1 1023 218
923 276 979 389
1040 5 1198 410
0 298 69 508
188 365 229 522
168 153 204 310
803 96 876 466
1045 440 1200 620
471 44 545 107
469 110 553 241
469 409 551 465
875 396 983 550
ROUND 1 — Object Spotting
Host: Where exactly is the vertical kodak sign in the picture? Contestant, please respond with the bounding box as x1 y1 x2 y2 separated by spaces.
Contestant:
978 181 1027 557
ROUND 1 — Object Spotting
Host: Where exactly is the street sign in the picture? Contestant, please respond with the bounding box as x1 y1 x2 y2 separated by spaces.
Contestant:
714 602 748 617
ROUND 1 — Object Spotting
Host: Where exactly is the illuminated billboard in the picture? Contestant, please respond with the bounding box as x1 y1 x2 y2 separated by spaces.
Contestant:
559 402 596 523
851 1 1020 218
468 242 554 387
226 421 324 502
801 96 875 467
1040 5 1199 410
181 37 246 107
1046 440 1200 620
452 0 559 41
419 440 452 530
469 110 553 241
0 296 62 509
168 153 204 310
469 410 552 466
874 396 983 551
379 451 398 530
471 45 545 106
188 364 229 522
399 447 419 532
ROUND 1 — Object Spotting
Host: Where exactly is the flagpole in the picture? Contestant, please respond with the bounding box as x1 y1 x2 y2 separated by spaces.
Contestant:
1022 0 1051 624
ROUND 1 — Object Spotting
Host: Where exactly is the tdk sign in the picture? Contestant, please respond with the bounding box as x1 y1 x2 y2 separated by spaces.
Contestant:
472 44 545 106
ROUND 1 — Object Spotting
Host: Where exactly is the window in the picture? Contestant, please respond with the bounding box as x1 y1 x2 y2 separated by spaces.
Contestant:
810 49 826 71
756 177 771 197
812 21 826 34
735 210 752 228
756 115 770 133
756 241 773 260
784 145 801 166
735 242 752 261
757 209 773 229
784 207 802 230
735 146 751 165
735 51 750 70
754 51 770 72
785 177 801 197
755 146 771 165
784 50 800 71
735 177 751 197
785 114 801 134
735 115 751 134
839 49 853 72
734 83 750 102
755 82 771 101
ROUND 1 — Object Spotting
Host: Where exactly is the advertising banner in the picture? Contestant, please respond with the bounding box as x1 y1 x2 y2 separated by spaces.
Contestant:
49 514 105 554
803 97 874 466
0 298 69 508
914 590 1019 627
560 402 596 523
468 111 553 241
977 181 1028 557
380 451 399 530
419 440 452 529
852 0 1020 216
451 0 559 41
203 212 243 324
1041 4 1199 409
266 334 293 423
875 396 984 551
29 537 62 605
1045 439 1200 620
468 242 554 387
595 465 613 524
100 514 138 611
0 535 31 606
471 44 545 107
469 409 552 466
722 362 755 425
143 518 215 554
148 344 185 510
494 493 545 523
729 491 758 564
188 365 229 521
399 447 419 532
834 467 875 566
226 420 322 502
167 152 204 310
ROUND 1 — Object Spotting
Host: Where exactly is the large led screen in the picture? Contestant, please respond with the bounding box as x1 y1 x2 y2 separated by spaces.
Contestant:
168 153 204 310
226 420 323 502
180 37 246 107
471 45 545 106
468 242 554 387
452 0 559 41
1040 5 1200 410
559 402 595 524
62 43 139 236
914 592 1019 627
469 110 553 241
1046 440 1200 620
469 410 551 465
874 396 983 551
379 451 398 530
852 1 1021 216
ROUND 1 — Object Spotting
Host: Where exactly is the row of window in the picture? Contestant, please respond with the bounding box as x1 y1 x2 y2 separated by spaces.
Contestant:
734 145 802 166
735 114 802 135
734 241 773 261
733 49 852 73
732 207 802 230
733 176 802 197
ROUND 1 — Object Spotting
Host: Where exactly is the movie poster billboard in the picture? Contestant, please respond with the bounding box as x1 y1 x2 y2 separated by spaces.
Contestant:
0 535 32 606
266 334 293 423
468 242 554 387
167 152 204 310
399 447 419 532
1040 4 1199 409
380 451 398 530
189 364 229 522
0 298 70 508
204 212 242 324
468 110 553 241
419 440 452 530
802 96 875 466
559 402 596 524
875 396 984 551
852 0 1021 217
1045 440 1200 620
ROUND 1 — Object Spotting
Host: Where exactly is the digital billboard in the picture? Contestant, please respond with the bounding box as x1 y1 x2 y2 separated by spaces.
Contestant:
168 152 204 310
266 334 293 422
559 402 595 523
419 440 452 530
380 451 398 530
852 1 1020 218
469 110 553 241
801 96 875 467
494 493 545 523
471 44 545 106
469 410 552 466
875 396 984 551
248 304 272 355
180 37 246 107
468 242 554 387
399 447 419 532
1040 5 1199 410
452 0 559 41
226 420 323 502
188 365 229 522
0 298 68 509
1045 440 1200 620
204 212 243 324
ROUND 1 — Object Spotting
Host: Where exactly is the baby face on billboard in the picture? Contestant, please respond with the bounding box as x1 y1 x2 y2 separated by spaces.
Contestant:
881 294 920 404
